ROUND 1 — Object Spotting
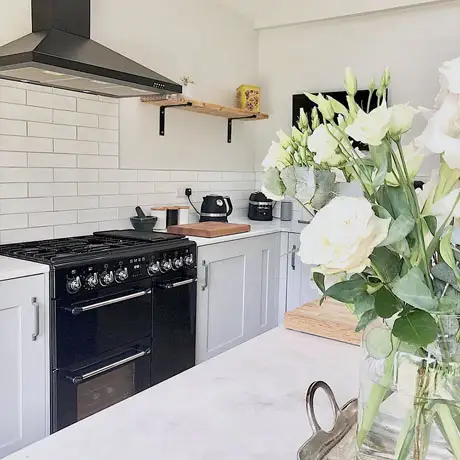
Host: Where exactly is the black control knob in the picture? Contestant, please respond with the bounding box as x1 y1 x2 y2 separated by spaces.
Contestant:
86 273 98 289
173 257 183 270
184 254 194 266
67 276 82 294
160 259 172 273
148 261 160 276
115 267 128 283
100 271 114 287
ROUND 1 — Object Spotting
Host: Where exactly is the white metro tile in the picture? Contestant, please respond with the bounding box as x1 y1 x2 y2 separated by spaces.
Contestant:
0 135 53 152
29 182 77 197
0 213 28 230
98 116 118 130
0 183 27 198
0 197 53 214
0 151 27 166
99 169 137 182
98 96 118 104
0 102 52 122
98 142 118 156
197 171 222 181
54 139 98 155
77 155 118 169
118 206 136 218
29 210 77 227
53 88 99 100
0 86 26 104
98 219 130 231
137 170 170 182
221 172 255 181
54 222 99 238
77 99 118 116
119 182 154 194
78 182 118 196
27 91 76 111
0 119 27 136
209 181 255 191
1 226 54 243
28 153 76 168
53 110 98 127
54 196 99 211
169 171 198 181
28 122 76 139
78 127 118 143
0 168 53 183
100 195 137 208
78 208 117 223
54 168 98 182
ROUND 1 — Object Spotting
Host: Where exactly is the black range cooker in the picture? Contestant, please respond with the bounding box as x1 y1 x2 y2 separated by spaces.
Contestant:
0 230 197 432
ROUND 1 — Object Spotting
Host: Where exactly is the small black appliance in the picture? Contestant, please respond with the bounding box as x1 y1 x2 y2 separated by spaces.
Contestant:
248 192 273 221
200 195 233 223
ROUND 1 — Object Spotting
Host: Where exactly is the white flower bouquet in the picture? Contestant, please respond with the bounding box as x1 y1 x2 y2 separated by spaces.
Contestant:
263 57 460 459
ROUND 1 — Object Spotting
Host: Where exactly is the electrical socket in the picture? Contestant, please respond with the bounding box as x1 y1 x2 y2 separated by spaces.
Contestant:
185 188 192 197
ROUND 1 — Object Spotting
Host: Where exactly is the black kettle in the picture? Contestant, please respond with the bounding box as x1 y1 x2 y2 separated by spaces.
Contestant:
200 195 233 223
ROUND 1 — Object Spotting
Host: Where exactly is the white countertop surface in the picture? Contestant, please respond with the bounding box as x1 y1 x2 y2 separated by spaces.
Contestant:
7 328 360 460
0 256 49 281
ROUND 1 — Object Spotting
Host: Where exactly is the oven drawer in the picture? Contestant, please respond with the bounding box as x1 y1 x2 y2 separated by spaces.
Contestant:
56 279 153 368
54 344 151 432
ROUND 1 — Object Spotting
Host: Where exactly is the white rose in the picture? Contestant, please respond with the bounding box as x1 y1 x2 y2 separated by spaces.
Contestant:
431 189 460 223
388 104 419 138
385 142 424 187
261 141 291 171
416 94 460 169
307 124 343 166
298 196 390 275
345 102 391 146
439 56 460 95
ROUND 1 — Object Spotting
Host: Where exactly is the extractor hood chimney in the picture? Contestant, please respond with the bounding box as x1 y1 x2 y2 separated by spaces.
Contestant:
0 0 182 98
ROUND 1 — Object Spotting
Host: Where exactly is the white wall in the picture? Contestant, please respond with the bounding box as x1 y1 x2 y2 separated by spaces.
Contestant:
256 1 460 176
0 0 31 45
91 0 260 171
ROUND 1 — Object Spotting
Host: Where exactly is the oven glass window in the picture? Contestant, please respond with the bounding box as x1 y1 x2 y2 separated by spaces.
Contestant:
77 363 136 421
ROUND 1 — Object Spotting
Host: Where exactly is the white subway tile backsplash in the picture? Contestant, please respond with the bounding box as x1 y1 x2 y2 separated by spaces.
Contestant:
0 80 53 93
0 226 54 244
100 195 137 209
119 182 153 194
210 181 255 191
221 172 255 181
0 151 27 167
137 193 179 206
0 135 53 152
98 169 137 182
99 142 118 156
53 110 98 127
54 222 99 238
28 153 76 168
98 96 118 104
0 103 52 122
77 155 118 169
78 127 118 143
78 207 117 223
0 86 26 104
77 99 118 116
98 219 131 231
54 139 98 155
0 168 53 183
78 182 118 196
27 91 76 111
54 168 98 182
0 119 27 136
29 211 77 227
0 214 28 230
0 183 27 198
137 170 169 182
98 116 118 130
118 207 136 219
0 197 53 214
54 196 99 211
28 122 76 139
170 171 198 182
197 171 222 181
29 182 77 197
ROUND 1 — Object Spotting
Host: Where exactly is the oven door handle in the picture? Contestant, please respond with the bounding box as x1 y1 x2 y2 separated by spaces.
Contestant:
71 289 152 315
67 348 151 384
157 278 197 290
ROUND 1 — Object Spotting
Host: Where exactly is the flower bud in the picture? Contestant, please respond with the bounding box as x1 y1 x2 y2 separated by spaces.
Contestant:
344 67 358 97
316 94 335 121
368 78 376 92
311 107 320 130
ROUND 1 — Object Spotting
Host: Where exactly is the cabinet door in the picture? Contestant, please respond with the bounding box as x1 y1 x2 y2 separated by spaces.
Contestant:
286 234 318 312
0 275 47 458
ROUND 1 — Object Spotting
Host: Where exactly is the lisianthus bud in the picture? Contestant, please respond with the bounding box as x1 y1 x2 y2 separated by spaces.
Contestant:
311 107 320 130
369 78 376 92
380 67 391 89
316 94 335 121
344 67 358 97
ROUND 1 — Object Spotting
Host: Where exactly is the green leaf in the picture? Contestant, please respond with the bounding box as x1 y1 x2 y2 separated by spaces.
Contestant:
392 267 437 311
372 154 388 188
353 293 375 315
392 310 438 347
356 309 378 332
440 226 460 280
378 214 415 247
388 239 410 258
431 262 460 292
325 279 366 303
310 170 337 210
369 143 390 169
313 272 325 293
377 185 411 219
370 247 402 283
424 216 437 236
374 288 401 318
280 166 296 197
373 204 392 220
327 96 349 116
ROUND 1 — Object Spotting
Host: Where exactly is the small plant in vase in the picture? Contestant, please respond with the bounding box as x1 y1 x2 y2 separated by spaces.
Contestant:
180 75 195 99
262 56 460 459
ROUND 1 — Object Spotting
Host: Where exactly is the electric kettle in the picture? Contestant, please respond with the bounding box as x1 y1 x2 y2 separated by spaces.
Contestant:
200 195 233 223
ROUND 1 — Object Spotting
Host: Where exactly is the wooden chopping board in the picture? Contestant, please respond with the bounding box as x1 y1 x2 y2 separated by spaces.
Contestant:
284 298 361 345
167 222 251 238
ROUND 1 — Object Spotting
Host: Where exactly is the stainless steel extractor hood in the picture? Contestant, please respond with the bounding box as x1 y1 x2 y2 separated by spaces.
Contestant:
0 0 182 98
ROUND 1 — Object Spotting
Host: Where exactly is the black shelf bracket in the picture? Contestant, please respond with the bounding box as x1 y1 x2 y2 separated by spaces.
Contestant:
227 115 257 143
159 102 193 136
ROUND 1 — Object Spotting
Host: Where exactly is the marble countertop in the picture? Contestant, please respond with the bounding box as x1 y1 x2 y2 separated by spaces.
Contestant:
0 256 49 281
6 328 360 460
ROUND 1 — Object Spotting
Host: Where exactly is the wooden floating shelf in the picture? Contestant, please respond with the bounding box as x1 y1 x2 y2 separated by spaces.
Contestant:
141 96 269 143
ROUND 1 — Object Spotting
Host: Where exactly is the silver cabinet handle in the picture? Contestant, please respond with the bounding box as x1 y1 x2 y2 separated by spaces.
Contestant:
202 261 209 291
67 349 151 384
157 278 197 289
291 245 297 271
31 297 39 341
71 289 152 315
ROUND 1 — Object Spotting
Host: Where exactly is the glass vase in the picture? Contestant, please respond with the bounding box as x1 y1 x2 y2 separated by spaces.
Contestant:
357 317 460 460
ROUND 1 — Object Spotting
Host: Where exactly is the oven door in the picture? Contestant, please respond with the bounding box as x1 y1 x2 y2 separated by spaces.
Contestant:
55 341 151 431
152 273 197 385
56 279 153 368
